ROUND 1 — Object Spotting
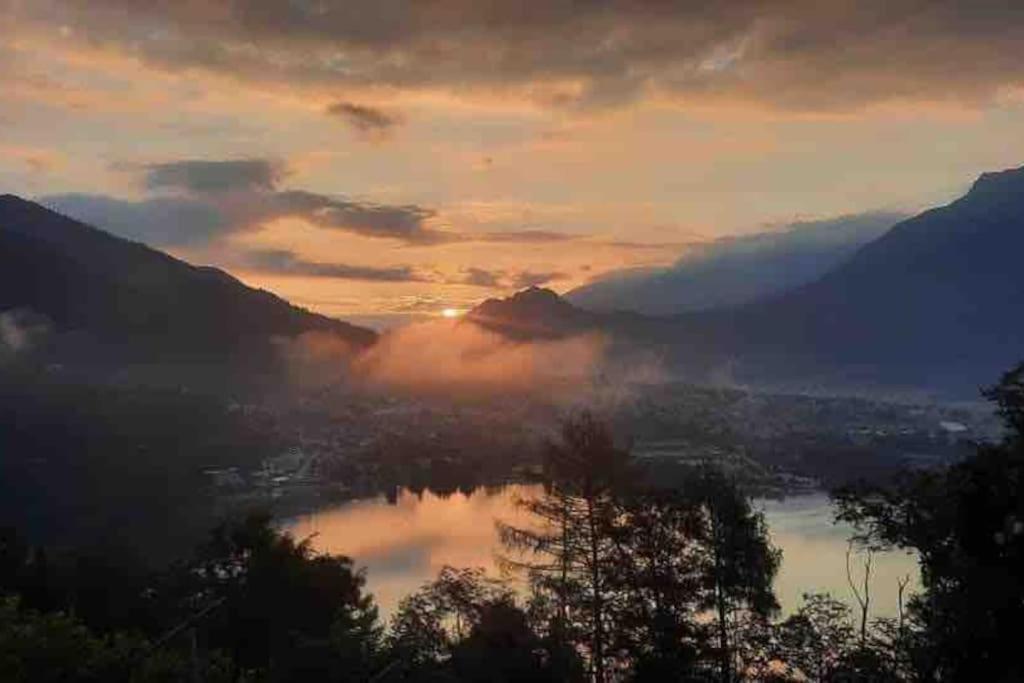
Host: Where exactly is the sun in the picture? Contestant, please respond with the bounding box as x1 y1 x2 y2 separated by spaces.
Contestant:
441 307 462 319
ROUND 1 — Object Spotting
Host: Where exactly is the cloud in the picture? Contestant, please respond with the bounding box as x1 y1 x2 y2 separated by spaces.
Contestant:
40 193 234 247
143 158 286 194
44 158 596 249
15 1 1024 111
568 211 906 315
454 267 568 289
511 270 568 289
238 248 426 282
352 319 607 397
473 230 578 244
461 267 503 288
326 101 400 139
275 191 448 244
42 157 447 246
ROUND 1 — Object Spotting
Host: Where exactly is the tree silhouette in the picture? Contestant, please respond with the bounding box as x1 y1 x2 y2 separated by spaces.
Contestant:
499 411 632 682
188 513 381 680
835 360 1024 681
685 467 781 682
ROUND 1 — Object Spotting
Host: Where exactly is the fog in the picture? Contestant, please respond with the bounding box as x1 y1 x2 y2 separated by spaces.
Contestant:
354 319 605 395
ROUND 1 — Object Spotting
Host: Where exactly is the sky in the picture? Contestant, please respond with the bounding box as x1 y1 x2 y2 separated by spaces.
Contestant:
3 0 1024 319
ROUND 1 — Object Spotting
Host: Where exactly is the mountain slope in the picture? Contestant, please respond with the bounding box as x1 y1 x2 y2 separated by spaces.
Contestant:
468 286 598 339
567 212 902 315
470 166 1024 393
0 194 376 364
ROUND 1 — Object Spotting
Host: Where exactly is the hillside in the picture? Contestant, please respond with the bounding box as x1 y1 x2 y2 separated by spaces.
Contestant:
470 166 1024 394
0 194 376 367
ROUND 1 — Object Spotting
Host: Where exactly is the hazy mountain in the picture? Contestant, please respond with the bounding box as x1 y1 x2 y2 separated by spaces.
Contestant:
567 212 904 315
471 166 1024 394
0 194 376 367
725 164 1024 389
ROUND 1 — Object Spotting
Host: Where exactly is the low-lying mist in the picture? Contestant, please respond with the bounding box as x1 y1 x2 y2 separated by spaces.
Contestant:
277 318 665 406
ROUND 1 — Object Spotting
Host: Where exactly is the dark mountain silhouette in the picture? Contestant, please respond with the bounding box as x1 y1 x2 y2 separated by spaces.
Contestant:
0 194 376 367
468 286 597 339
470 165 1024 394
727 164 1024 388
567 212 902 315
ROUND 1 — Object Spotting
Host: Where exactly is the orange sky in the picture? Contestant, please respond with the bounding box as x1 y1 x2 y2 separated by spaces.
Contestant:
3 1 1024 318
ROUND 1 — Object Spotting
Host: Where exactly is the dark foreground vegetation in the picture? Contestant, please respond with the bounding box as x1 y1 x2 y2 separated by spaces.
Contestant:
2 362 1024 681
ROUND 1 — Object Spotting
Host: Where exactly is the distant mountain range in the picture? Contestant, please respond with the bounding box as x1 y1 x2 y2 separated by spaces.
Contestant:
0 194 376 369
471 165 1024 395
6 160 1024 396
567 212 903 315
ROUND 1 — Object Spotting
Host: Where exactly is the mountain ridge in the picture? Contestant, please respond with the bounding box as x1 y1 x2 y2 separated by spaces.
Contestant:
566 212 903 316
470 165 1024 394
0 194 377 368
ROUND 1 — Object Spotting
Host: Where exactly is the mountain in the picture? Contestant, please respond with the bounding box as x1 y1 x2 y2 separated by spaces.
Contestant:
472 166 1024 394
0 194 376 367
468 286 598 339
567 212 903 315
726 164 1024 389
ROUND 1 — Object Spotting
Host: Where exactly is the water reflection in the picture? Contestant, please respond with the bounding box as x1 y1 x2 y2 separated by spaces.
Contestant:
286 486 919 618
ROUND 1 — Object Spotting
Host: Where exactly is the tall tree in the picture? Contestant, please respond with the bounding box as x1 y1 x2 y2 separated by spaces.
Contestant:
685 467 781 683
500 411 632 682
605 488 707 681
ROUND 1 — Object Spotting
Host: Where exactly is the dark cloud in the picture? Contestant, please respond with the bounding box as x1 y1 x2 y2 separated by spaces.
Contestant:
144 158 286 194
326 101 400 138
17 1 1024 110
274 191 449 244
46 158 590 248
44 157 448 246
238 249 426 282
461 267 503 288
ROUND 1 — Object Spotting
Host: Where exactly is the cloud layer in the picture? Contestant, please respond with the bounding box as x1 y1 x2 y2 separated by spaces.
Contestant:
17 1 1024 111
568 211 907 315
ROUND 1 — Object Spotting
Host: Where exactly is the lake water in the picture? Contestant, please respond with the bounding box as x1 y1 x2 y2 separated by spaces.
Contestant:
285 486 919 619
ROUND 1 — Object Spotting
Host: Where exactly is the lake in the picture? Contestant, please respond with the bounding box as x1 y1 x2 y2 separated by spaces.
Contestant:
285 486 919 619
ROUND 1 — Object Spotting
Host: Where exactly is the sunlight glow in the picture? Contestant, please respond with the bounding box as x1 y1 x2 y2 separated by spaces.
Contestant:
441 307 462 319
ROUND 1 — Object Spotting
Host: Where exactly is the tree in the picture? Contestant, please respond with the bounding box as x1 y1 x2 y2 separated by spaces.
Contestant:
450 598 564 683
686 467 781 683
501 414 780 681
384 566 575 682
386 566 512 675
605 488 707 681
835 360 1024 681
0 595 233 683
499 411 632 682
774 592 855 681
188 513 382 681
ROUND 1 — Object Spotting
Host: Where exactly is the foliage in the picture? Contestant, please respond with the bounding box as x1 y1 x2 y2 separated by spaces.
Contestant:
383 566 576 682
835 360 1024 681
500 411 781 682
0 595 235 682
188 513 382 681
